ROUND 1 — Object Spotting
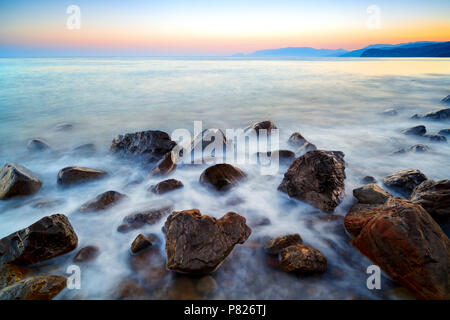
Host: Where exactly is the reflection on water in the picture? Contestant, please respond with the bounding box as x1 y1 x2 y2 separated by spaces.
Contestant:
0 58 449 299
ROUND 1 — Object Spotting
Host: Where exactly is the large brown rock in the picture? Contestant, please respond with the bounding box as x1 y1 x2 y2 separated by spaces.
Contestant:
117 205 174 233
0 263 30 290
344 197 450 300
199 163 247 191
278 150 346 212
383 169 427 196
57 166 107 186
149 151 178 176
244 120 277 135
0 163 42 199
164 209 251 273
410 180 450 221
149 179 183 195
280 244 327 274
0 214 78 265
73 245 99 262
0 275 66 300
79 191 126 212
353 184 392 205
131 234 157 254
264 234 303 255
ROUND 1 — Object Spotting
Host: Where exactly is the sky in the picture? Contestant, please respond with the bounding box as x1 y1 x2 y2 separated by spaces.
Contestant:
0 0 449 56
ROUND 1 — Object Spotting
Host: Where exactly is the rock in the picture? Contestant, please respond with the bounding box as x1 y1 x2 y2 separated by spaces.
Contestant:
113 280 148 300
278 150 346 212
117 205 174 233
199 163 247 191
57 166 107 186
110 130 176 163
149 151 178 176
264 234 303 255
424 133 447 143
409 144 430 152
0 214 78 265
438 129 450 136
196 276 218 296
401 125 426 136
391 148 408 155
31 198 64 209
353 184 392 205
0 263 30 290
71 143 96 155
73 245 99 262
382 108 398 116
245 120 277 135
79 191 126 213
54 123 73 131
297 142 317 153
149 179 183 195
131 234 156 254
410 180 450 221
383 169 428 197
190 129 227 154
27 139 51 152
419 108 450 121
442 95 450 104
280 244 327 274
164 209 251 273
0 162 42 199
0 276 66 300
288 132 307 147
344 197 450 300
361 176 377 184
257 150 296 165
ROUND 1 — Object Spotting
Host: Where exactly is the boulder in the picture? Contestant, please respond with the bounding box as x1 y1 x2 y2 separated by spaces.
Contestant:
264 234 303 255
353 184 392 205
424 133 447 143
57 166 107 186
27 139 51 152
280 244 327 274
297 142 317 154
383 169 428 197
361 176 377 184
401 125 426 136
382 108 398 116
0 276 66 300
79 191 126 212
149 179 183 195
278 150 346 212
0 263 30 290
419 108 450 121
0 214 78 265
164 209 251 273
131 234 157 254
149 150 178 176
288 132 307 147
117 205 174 233
410 180 450 221
73 245 99 262
442 95 450 104
244 120 277 136
0 163 42 199
438 129 450 136
190 129 227 153
344 197 450 300
199 163 247 191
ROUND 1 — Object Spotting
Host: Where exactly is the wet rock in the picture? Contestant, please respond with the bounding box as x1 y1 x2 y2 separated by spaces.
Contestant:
149 150 178 176
131 234 156 254
280 244 327 274
110 130 176 163
129 246 168 283
149 179 183 195
79 191 126 212
288 132 307 147
278 150 346 212
117 205 173 233
361 176 377 184
414 108 450 121
244 120 277 135
54 123 73 131
199 163 247 191
190 129 227 155
113 279 148 300
0 275 66 300
424 133 447 143
410 180 450 221
297 142 317 153
196 276 218 296
0 162 42 199
442 95 450 104
353 184 392 205
438 129 450 136
73 245 99 262
57 166 107 186
401 125 426 136
164 209 251 273
344 197 450 300
409 144 430 152
0 263 30 290
383 169 427 197
71 143 96 155
27 139 51 152
382 108 398 116
264 234 303 255
30 198 64 209
0 214 78 265
390 148 408 155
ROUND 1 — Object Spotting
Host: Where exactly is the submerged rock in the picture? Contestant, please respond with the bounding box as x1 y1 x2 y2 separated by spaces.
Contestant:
264 234 303 255
401 125 426 136
288 132 307 147
383 169 427 197
57 166 107 186
0 162 42 199
244 120 277 135
353 184 392 205
280 244 327 274
297 142 317 154
196 276 218 296
361 176 377 184
54 123 73 131
0 214 78 265
27 139 51 152
149 151 178 176
381 108 398 116
113 279 148 300
117 205 174 233
79 191 126 212
0 263 30 290
71 143 96 155
73 245 100 262
199 163 247 191
278 150 346 212
424 133 447 143
0 276 66 300
149 179 184 195
164 209 251 273
410 180 450 221
442 95 450 104
409 144 430 152
438 128 450 136
414 108 450 121
344 197 450 300
131 234 157 254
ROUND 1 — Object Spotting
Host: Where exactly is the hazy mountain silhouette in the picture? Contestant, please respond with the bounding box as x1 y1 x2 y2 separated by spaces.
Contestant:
341 41 442 57
242 47 348 57
360 41 450 57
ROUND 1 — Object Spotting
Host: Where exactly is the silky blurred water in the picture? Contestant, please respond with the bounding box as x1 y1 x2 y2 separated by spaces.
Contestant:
0 57 449 300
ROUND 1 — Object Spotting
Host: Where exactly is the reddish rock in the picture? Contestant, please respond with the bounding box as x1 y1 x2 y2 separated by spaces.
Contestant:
278 150 346 212
410 180 450 221
149 179 183 195
113 279 148 300
245 120 277 135
0 275 66 300
199 163 247 191
131 234 157 254
383 169 427 196
117 205 173 233
57 166 107 186
353 184 392 205
280 244 327 274
79 191 126 212
164 209 251 273
264 234 303 255
0 162 42 199
0 263 30 290
73 245 99 262
149 151 178 176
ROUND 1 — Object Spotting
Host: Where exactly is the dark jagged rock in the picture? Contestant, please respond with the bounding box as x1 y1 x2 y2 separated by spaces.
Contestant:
79 191 126 212
280 244 327 274
410 180 450 221
382 108 398 116
149 150 178 176
401 125 426 136
57 166 107 186
415 108 450 121
164 209 251 273
438 128 450 136
288 132 307 147
424 133 447 143
278 150 346 212
0 263 30 290
361 176 377 184
117 205 174 233
383 169 427 197
442 95 450 104
344 197 450 300
0 214 78 265
264 234 303 255
149 179 184 195
0 276 66 300
73 245 99 262
353 184 392 205
199 163 247 191
410 144 430 152
0 162 42 199
27 139 51 152
131 234 157 254
244 120 277 135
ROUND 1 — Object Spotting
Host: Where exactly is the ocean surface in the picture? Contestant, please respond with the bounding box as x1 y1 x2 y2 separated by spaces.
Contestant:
0 57 449 299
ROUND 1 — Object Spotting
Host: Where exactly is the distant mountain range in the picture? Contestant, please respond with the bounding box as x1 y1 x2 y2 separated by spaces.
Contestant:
235 41 450 58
